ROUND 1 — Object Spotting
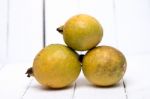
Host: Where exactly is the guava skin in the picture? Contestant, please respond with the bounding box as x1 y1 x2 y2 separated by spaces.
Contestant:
82 46 127 86
63 14 103 51
33 44 81 88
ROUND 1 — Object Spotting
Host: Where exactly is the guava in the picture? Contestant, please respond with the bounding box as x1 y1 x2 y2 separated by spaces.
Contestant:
26 44 81 88
82 46 127 86
57 14 103 51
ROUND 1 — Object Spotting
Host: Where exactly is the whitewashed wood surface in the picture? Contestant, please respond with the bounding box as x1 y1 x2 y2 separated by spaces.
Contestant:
0 0 150 99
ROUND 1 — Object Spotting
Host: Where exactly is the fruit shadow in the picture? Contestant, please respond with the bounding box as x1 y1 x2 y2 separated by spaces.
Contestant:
31 78 125 91
76 77 123 89
31 83 74 91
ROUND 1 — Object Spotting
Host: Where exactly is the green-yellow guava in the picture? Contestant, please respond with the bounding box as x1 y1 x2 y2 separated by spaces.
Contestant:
82 46 127 86
57 14 103 51
26 44 81 89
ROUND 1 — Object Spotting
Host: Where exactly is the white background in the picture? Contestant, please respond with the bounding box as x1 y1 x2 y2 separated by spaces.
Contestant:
0 0 150 99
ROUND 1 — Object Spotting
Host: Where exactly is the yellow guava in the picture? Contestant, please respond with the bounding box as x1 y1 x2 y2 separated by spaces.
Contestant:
82 46 127 86
57 14 103 51
26 44 81 88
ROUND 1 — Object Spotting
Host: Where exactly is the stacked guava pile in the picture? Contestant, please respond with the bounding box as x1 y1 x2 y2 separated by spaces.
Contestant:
26 14 127 89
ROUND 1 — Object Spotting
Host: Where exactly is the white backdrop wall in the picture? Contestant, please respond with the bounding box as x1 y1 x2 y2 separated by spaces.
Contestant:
0 1 150 98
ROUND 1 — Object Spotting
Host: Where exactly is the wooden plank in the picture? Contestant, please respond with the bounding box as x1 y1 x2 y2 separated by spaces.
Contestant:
125 55 150 99
74 0 126 99
115 0 150 56
115 0 150 98
0 0 44 98
0 64 3 70
7 0 43 63
74 73 126 99
0 64 32 99
0 0 8 63
23 79 75 99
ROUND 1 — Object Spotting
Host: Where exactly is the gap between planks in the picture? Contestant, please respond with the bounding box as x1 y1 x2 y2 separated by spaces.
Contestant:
71 82 77 99
20 79 33 99
20 0 46 98
6 0 10 59
42 0 46 47
123 80 128 99
112 0 128 99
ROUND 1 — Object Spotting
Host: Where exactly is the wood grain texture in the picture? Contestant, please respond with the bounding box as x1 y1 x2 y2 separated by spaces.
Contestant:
0 64 32 99
74 73 126 99
115 0 150 56
115 0 150 98
0 0 8 63
125 54 150 99
23 79 75 99
7 0 43 63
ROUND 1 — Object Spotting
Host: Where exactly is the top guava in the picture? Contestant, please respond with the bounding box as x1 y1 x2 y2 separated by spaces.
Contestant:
57 14 103 51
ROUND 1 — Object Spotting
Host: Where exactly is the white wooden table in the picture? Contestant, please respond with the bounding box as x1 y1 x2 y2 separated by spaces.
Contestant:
0 0 150 99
